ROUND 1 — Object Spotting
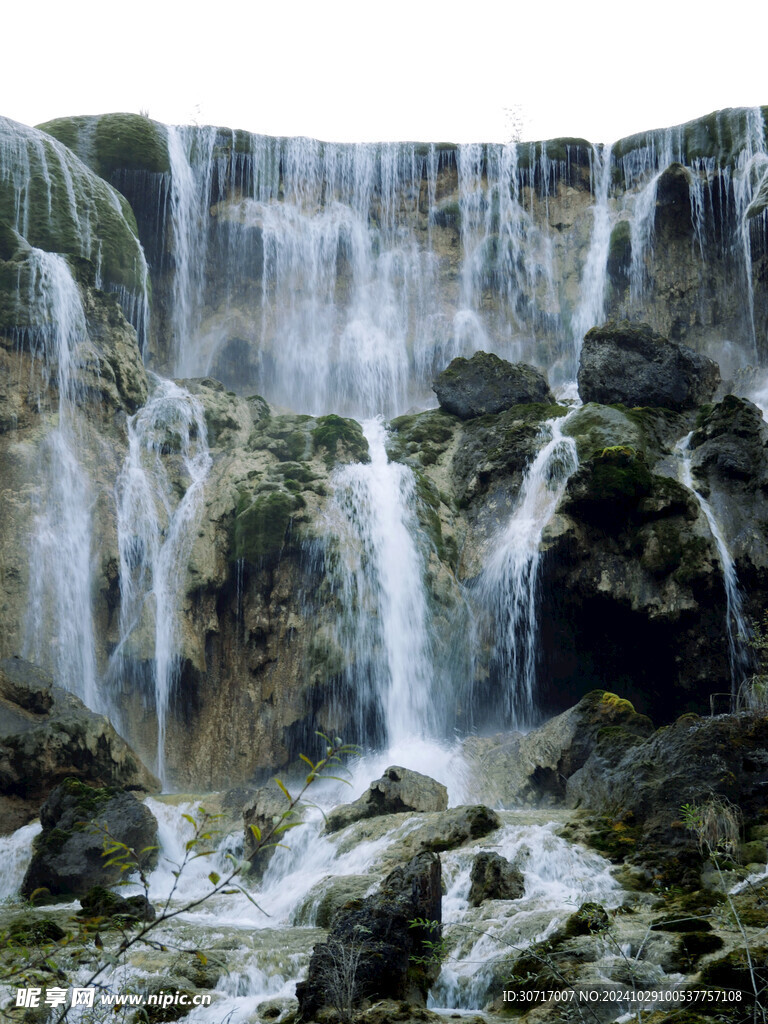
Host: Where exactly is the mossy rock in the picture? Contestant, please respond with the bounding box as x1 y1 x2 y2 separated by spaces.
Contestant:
607 220 632 287
231 489 302 564
0 119 146 296
77 884 155 924
5 914 66 946
677 930 724 967
0 220 21 261
564 446 653 527
562 901 609 937
699 945 768 995
387 408 458 464
39 113 171 177
562 402 680 464
613 107 762 168
311 414 369 467
516 137 592 172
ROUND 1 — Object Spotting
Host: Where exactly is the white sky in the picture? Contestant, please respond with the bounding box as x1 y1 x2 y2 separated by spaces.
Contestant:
4 0 767 145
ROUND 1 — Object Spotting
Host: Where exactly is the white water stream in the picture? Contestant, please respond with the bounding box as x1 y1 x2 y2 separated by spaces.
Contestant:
479 416 579 728
108 377 211 784
326 419 439 746
677 433 751 699
21 250 100 710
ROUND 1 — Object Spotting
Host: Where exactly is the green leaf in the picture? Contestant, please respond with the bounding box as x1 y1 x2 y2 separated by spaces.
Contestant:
208 871 221 885
275 778 292 802
249 823 262 841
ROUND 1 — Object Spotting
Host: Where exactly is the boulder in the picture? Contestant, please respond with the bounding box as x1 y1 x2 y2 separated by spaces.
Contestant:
414 804 501 852
324 766 448 834
294 874 373 927
577 321 720 410
77 884 156 923
0 657 160 834
462 691 653 808
21 778 158 900
433 352 554 419
468 852 525 906
296 851 441 1019
567 713 768 887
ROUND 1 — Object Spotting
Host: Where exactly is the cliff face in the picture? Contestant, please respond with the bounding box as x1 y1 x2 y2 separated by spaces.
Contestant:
1 110 767 791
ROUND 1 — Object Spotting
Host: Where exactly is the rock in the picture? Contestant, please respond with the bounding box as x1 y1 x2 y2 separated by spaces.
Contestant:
468 852 524 906
5 913 66 945
0 117 148 297
0 656 53 714
463 691 653 807
77 884 156 922
324 766 448 834
433 352 554 419
294 875 373 927
577 321 720 410
539 454 731 722
296 851 441 1019
567 712 768 887
0 657 160 834
415 804 501 852
21 778 158 900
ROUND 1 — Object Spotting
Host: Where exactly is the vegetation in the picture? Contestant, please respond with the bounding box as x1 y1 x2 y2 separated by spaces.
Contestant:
0 736 355 1021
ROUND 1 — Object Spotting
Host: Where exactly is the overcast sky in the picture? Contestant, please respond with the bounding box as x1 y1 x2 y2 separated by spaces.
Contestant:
5 0 767 144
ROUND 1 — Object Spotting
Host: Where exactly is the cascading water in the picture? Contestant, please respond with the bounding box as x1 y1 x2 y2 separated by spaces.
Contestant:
0 116 151 349
166 125 219 376
570 144 612 365
325 419 439 749
109 377 211 784
677 432 751 699
21 250 99 710
478 417 579 729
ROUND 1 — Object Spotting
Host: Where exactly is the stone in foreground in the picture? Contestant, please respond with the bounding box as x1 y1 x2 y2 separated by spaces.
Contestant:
21 778 158 900
0 656 160 833
468 851 525 906
577 320 720 410
324 766 449 834
433 351 554 419
296 850 441 1019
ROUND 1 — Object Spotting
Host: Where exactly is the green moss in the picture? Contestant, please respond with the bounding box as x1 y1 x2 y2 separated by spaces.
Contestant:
231 489 300 564
569 447 653 526
562 901 609 937
0 221 20 261
516 137 592 171
39 113 171 176
311 414 369 467
0 123 146 295
607 220 631 287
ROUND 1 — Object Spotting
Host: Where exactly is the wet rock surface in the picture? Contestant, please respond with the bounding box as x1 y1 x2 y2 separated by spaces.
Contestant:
468 851 525 906
296 850 442 1019
433 352 554 419
21 778 158 900
324 766 449 834
0 657 160 834
578 321 720 410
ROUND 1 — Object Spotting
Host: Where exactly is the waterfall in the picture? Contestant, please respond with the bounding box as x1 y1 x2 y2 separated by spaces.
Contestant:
478 417 579 728
21 250 99 710
166 125 219 376
570 144 612 364
326 419 438 749
109 377 211 784
0 116 151 349
677 433 751 699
